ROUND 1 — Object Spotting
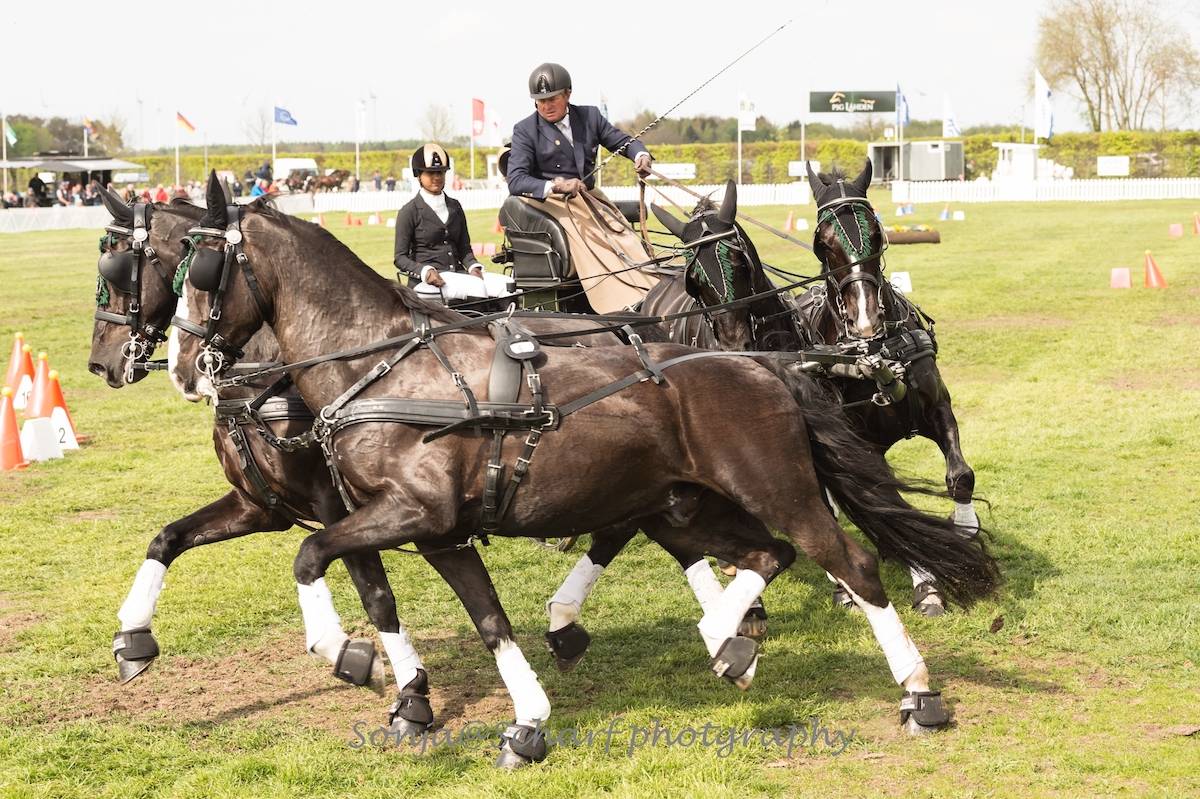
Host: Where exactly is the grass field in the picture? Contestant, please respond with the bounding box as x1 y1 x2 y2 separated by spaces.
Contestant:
1 193 1198 798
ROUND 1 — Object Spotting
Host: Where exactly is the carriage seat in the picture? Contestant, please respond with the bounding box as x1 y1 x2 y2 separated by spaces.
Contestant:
611 200 644 226
499 196 571 287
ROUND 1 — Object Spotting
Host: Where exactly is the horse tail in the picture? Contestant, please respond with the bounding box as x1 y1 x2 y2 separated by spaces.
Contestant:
756 357 1000 607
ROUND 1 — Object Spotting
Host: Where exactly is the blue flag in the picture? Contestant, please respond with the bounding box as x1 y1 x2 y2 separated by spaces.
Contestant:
896 84 910 126
274 106 298 126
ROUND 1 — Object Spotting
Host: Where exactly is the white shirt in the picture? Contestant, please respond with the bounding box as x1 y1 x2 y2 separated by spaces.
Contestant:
419 187 449 224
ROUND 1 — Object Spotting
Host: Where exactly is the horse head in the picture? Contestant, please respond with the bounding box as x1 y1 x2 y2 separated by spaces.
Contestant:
651 181 758 351
806 159 886 340
88 184 204 387
170 171 281 401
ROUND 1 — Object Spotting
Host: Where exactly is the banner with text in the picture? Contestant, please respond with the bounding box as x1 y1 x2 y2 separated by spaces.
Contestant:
809 91 896 114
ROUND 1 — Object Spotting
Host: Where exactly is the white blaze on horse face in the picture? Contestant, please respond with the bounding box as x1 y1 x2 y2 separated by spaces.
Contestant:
168 288 200 401
117 559 167 630
493 639 551 726
849 273 878 338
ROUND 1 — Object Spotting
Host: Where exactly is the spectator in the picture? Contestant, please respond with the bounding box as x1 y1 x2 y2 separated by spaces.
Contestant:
250 178 268 198
232 177 243 197
154 184 169 203
28 175 46 203
56 181 71 206
373 169 382 191
349 174 360 193
24 189 38 208
256 161 272 183
385 174 396 192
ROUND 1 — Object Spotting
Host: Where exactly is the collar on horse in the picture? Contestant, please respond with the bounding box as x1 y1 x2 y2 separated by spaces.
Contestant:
95 203 176 381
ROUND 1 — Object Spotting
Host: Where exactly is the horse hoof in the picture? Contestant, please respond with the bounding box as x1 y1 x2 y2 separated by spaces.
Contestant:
711 635 759 689
912 582 946 617
112 628 159 684
387 670 434 741
899 690 950 735
333 639 387 696
738 601 768 640
545 622 590 672
495 723 547 769
831 585 858 612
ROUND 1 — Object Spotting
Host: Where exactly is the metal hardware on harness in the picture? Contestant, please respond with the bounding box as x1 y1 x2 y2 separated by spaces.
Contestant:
622 326 664 384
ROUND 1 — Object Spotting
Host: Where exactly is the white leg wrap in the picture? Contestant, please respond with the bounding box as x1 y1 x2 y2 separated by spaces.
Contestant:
697 570 766 657
954 501 979 532
547 555 604 632
117 559 167 630
910 565 935 586
380 629 424 690
494 639 551 725
841 582 925 684
684 559 724 614
296 579 348 663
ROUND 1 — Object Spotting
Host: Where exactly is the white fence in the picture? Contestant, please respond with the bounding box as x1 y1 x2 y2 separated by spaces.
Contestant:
0 181 804 233
304 182 812 214
892 178 1200 204
0 206 111 234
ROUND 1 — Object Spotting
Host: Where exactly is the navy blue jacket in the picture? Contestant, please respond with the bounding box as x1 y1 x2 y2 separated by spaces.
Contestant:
506 104 649 199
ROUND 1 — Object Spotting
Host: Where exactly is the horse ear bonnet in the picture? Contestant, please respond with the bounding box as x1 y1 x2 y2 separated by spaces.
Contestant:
188 247 226 292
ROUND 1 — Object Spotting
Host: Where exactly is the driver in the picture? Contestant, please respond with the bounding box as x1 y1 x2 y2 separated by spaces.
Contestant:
394 142 511 300
506 63 659 313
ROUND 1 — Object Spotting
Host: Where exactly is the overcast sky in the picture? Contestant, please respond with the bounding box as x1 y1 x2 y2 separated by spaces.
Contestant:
4 0 1199 151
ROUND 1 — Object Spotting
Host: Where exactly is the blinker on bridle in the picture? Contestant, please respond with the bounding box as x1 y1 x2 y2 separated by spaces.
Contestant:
171 205 272 377
95 202 175 380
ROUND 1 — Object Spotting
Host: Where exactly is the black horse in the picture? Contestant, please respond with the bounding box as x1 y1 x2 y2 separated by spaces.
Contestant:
88 189 445 737
794 161 980 616
169 170 998 766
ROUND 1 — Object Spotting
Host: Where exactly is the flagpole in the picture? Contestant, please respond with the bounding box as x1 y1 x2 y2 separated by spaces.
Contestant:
83 126 89 158
271 104 277 176
2 112 8 198
174 121 180 187
203 131 208 177
469 102 476 182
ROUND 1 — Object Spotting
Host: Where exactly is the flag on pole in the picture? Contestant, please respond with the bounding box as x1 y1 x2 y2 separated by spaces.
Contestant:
471 99 485 138
1034 69 1054 141
82 118 95 136
3 120 17 146
896 84 910 126
274 106 298 126
942 94 962 138
738 94 756 132
176 112 196 133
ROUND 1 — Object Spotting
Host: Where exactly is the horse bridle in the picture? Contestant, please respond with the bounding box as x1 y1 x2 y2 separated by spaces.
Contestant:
170 204 272 378
679 214 746 340
814 191 889 341
95 203 176 381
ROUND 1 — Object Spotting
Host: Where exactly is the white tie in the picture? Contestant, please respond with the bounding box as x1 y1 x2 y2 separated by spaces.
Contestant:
557 120 573 145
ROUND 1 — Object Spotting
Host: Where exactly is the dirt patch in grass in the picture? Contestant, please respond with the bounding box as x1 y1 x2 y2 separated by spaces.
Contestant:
1104 372 1200 392
70 509 121 522
37 629 518 740
0 597 45 652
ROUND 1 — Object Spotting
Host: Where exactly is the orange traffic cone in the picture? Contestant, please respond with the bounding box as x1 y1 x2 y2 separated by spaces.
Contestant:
1193 213 1199 236
783 210 794 232
35 370 78 450
11 344 35 411
317 214 326 227
0 387 26 471
345 212 353 226
1144 250 1168 288
25 352 51 418
492 217 503 234
4 332 26 391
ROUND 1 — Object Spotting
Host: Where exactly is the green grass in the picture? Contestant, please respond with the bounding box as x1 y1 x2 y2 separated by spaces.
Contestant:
1 193 1198 798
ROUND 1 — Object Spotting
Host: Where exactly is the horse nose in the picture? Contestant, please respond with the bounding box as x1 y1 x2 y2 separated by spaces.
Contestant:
87 361 104 377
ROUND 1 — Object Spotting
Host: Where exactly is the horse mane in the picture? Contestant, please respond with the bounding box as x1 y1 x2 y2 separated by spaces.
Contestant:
242 201 466 326
691 195 718 216
818 166 847 184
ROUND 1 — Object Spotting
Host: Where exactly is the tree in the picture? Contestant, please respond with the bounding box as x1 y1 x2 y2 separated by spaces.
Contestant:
242 104 272 150
1037 0 1200 131
418 104 457 143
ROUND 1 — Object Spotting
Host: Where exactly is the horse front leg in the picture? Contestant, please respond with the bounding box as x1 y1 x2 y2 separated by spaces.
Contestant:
290 493 550 769
114 489 291 683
